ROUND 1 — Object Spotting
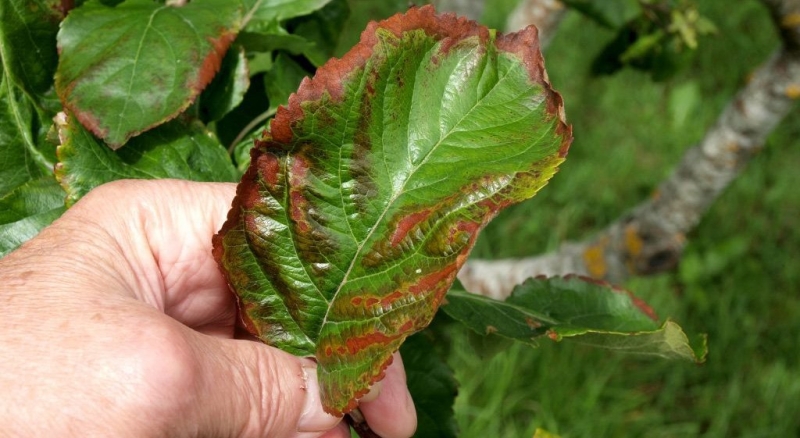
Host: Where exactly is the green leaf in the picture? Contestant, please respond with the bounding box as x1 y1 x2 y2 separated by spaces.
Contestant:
213 6 571 415
400 333 458 438
55 112 238 206
562 0 641 29
443 276 707 362
0 71 51 197
0 177 66 257
241 0 333 31
236 21 314 55
0 0 61 99
290 0 350 66
199 47 250 123
55 0 242 148
263 53 308 112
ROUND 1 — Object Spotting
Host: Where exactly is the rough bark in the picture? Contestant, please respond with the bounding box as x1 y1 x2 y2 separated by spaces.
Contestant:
459 0 800 300
505 0 567 47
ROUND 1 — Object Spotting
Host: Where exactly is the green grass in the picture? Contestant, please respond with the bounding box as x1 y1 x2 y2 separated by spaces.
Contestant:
453 1 800 437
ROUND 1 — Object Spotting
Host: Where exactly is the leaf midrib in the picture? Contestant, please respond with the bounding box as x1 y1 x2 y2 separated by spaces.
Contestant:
318 40 513 334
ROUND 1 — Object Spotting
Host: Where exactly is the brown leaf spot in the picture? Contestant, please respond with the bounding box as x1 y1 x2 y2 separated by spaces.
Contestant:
546 330 559 341
390 209 433 247
525 317 543 330
485 325 498 334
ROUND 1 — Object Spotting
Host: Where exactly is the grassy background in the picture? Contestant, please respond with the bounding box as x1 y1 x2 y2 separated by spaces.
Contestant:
342 0 800 436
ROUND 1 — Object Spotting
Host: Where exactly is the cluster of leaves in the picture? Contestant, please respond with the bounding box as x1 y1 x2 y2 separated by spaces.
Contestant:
1 0 352 256
564 0 716 80
0 1 706 436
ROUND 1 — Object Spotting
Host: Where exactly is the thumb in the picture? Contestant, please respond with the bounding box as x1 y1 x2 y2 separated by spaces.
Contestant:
191 335 342 438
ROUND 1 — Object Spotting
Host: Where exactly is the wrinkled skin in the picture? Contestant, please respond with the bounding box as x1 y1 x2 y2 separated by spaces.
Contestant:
0 179 416 438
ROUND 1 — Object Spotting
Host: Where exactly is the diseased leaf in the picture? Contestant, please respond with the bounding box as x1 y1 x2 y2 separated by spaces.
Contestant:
55 112 238 206
0 177 66 257
55 0 242 148
400 334 458 438
214 6 571 415
443 276 707 362
199 47 250 123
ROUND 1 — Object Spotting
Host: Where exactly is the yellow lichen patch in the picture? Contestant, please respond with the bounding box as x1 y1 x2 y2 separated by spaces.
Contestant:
624 225 644 258
583 240 608 278
781 13 800 28
786 84 800 100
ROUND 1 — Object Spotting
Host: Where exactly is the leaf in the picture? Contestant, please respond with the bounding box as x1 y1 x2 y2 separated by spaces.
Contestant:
400 334 458 438
0 177 66 257
55 112 238 206
561 0 641 29
240 0 333 31
0 70 51 197
263 53 308 112
55 0 242 148
213 6 571 415
443 276 707 362
236 20 314 55
199 47 250 123
290 0 350 66
0 0 61 99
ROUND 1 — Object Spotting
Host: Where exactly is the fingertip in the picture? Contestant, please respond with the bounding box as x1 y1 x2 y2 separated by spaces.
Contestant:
358 353 417 438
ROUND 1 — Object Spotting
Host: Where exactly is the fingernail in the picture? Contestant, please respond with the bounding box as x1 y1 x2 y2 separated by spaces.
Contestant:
297 364 340 434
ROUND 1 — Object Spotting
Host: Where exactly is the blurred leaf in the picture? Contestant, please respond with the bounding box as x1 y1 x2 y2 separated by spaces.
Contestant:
668 80 700 128
444 276 707 362
232 134 256 175
241 0 333 30
213 6 571 415
55 112 238 206
0 177 66 257
400 333 458 438
55 0 242 148
620 30 666 64
533 428 562 438
200 47 250 123
334 0 412 56
264 53 308 111
562 0 641 29
290 0 350 66
0 71 51 197
0 0 61 99
236 20 314 54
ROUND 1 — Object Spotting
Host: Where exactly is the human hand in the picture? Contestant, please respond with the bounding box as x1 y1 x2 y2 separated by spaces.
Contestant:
0 179 416 438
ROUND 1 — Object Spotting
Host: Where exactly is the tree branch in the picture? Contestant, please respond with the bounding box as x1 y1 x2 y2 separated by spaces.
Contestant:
458 0 800 299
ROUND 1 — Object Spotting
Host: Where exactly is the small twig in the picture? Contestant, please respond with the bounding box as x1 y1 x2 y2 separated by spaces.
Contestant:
227 108 276 154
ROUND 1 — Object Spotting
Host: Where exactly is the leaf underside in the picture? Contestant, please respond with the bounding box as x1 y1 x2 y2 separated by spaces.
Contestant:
213 5 571 415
